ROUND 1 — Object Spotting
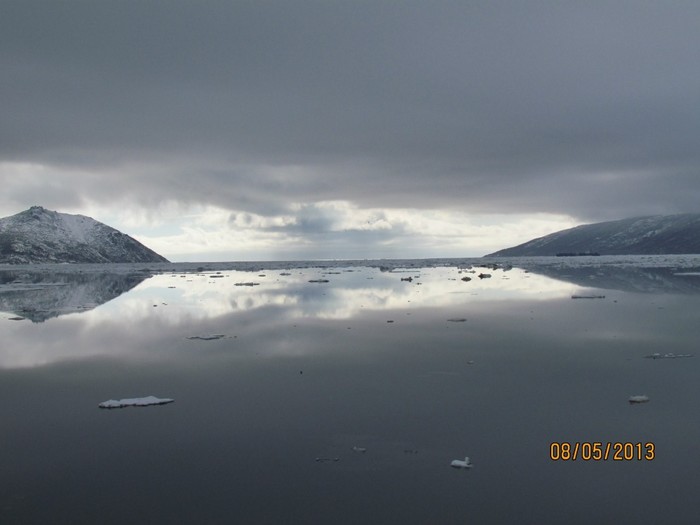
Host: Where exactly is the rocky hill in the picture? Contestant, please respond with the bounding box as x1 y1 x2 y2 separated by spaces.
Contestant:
0 206 169 264
487 214 700 257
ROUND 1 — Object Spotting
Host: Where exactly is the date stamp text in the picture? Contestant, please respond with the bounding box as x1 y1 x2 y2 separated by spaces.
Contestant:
550 442 655 461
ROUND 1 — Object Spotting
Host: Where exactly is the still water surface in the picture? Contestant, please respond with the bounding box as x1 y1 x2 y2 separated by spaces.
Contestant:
2 257 700 524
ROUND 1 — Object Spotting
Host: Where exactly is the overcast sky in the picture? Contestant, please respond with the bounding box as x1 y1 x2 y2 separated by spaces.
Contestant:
2 1 699 261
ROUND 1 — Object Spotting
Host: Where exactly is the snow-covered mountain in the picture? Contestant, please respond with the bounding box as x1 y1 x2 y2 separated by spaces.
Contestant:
487 214 700 257
0 206 169 264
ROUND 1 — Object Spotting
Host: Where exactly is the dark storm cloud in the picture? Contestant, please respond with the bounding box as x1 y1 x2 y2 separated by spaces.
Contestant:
2 1 700 221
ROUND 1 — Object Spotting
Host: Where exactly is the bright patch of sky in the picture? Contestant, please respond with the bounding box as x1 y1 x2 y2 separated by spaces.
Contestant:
91 201 577 261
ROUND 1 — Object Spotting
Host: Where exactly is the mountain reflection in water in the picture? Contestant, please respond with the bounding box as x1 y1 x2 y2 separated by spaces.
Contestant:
0 270 151 322
516 256 700 294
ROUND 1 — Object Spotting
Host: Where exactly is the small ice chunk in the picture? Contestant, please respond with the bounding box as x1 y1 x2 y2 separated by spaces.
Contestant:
352 446 367 453
645 352 693 359
187 334 225 340
99 396 174 409
450 456 473 469
628 395 650 404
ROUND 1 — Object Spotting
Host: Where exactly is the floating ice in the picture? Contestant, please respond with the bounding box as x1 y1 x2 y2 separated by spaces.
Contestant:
645 352 693 359
628 395 650 404
450 456 473 469
99 396 174 409
187 334 225 340
352 446 367 453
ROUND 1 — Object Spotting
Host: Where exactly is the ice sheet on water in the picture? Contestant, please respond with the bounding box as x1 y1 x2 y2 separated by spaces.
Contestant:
628 395 650 404
645 352 693 359
98 396 174 409
187 334 226 340
450 456 473 469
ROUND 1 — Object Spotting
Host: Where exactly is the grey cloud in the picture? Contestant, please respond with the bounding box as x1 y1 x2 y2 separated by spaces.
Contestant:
2 1 700 222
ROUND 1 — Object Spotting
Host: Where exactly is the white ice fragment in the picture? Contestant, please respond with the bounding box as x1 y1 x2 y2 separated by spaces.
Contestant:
99 396 174 409
450 456 473 469
352 446 367 453
628 395 650 404
645 352 693 359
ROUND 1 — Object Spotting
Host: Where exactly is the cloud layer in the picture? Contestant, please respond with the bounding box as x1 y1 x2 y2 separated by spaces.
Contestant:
2 2 699 258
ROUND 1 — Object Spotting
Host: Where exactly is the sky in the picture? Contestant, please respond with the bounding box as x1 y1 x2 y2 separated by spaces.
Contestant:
2 1 700 261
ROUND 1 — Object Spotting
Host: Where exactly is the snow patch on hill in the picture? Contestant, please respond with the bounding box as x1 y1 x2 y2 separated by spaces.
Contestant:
0 206 169 264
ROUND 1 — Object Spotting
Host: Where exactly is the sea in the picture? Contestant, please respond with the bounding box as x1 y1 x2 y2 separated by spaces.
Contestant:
2 255 700 524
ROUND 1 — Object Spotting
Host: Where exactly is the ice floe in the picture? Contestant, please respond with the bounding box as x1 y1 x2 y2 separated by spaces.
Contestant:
99 396 174 409
450 456 473 469
628 395 650 404
645 352 693 359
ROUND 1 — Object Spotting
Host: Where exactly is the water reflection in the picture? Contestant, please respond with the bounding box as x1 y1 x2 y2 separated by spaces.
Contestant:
522 263 700 294
91 265 574 322
0 270 150 322
2 259 700 524
5 258 700 369
0 264 571 368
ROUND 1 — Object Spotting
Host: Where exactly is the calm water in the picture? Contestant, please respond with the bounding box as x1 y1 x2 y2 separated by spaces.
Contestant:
2 257 700 524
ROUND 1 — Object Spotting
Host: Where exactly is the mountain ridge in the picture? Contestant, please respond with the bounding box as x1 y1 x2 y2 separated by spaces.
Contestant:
486 214 700 257
0 206 169 264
